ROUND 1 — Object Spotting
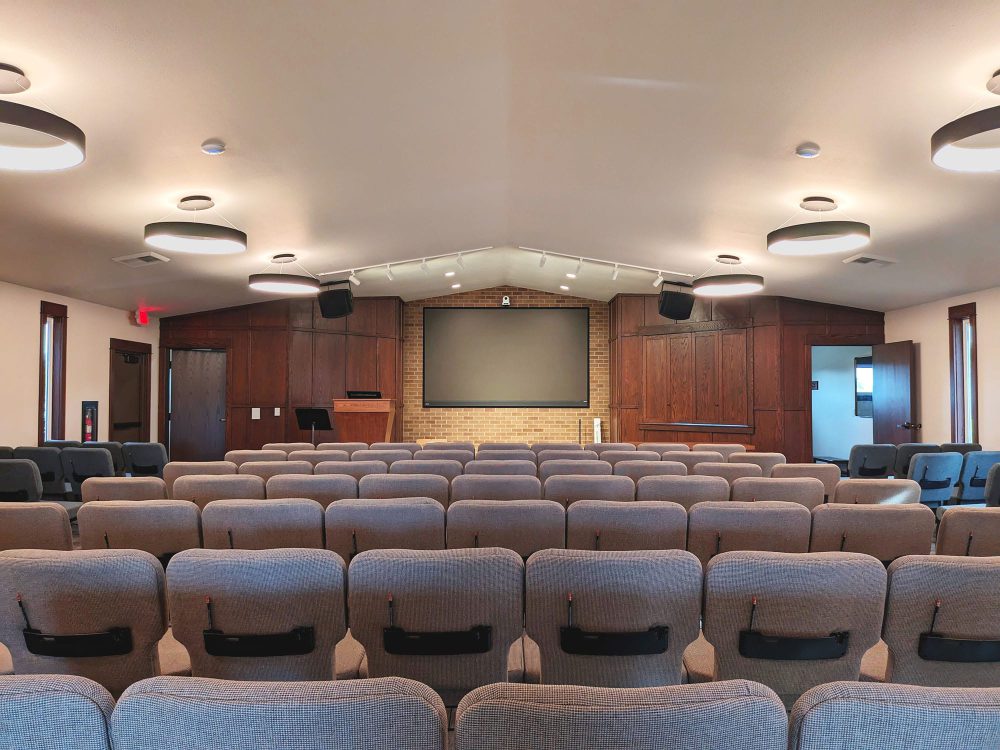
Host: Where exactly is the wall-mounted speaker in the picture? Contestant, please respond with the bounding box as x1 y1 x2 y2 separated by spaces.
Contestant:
318 285 354 319
658 288 695 321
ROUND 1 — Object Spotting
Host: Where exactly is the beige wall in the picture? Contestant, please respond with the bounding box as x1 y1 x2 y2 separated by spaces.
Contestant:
885 285 1000 447
403 286 609 444
0 280 160 447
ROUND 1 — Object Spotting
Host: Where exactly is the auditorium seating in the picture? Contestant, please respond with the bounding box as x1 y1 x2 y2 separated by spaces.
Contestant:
237 459 313 482
832 478 921 504
42 440 81 449
371 442 422 453
848 444 896 479
463 459 537 475
598 449 660 465
392 458 464 482
661 450 724 472
566 500 687 551
543 475 635 506
359 473 450 506
730 477 825 508
447 500 565 557
0 674 115 750
261 441 314 453
122 442 169 478
635 474 730 508
692 443 747 460
908 452 964 506
535 449 598 463
61 447 116 500
451 474 542 501
315 459 388 480
0 458 43 501
893 442 941 479
613 459 686 482
0 503 72 551
223 449 287 466
478 442 530 452
954 450 1000 502
167 548 346 680
473 449 536 462
936 507 1000 555
692 461 763 484
808 504 934 563
585 442 635 453
81 477 167 502
988 464 1000 506
287 448 351 465
351 449 413 466
171 474 265 509
162 460 236 497
201 498 324 549
686 502 811 565
525 549 702 687
326 498 445 560
941 442 983 455
638 442 690 453
13 447 65 497
423 441 476 452
414 449 475 465
730 452 786 477
538 459 611 483
771 463 842 501
531 442 583 453
89 442 126 476
316 441 369 456
265 473 358 507
78 500 201 565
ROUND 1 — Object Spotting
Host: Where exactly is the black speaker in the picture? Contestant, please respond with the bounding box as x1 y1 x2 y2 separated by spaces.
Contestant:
658 289 695 320
317 286 354 319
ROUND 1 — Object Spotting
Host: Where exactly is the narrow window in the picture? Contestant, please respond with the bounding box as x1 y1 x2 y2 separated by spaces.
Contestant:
948 302 977 443
38 301 67 442
854 356 873 418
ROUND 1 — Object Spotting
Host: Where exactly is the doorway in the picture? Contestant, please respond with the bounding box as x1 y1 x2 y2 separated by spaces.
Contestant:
167 349 227 461
109 339 152 443
810 345 874 464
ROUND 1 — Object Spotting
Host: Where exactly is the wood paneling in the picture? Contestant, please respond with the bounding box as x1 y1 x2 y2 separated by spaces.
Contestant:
377 337 397 400
719 329 749 425
375 298 400 338
667 334 694 422
346 335 378 392
313 333 346 405
618 336 642 407
616 296 645 336
347 298 377 336
753 325 779 411
287 330 313 404
249 329 288 404
642 336 669 422
694 332 719 422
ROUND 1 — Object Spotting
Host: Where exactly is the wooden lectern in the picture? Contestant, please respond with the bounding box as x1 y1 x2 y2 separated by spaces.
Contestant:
332 399 398 443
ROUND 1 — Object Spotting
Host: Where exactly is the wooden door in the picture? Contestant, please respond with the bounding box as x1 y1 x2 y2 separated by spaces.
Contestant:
168 349 227 461
109 339 151 442
872 341 918 444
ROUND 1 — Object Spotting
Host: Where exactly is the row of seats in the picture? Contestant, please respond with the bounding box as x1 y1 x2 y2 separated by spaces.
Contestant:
848 444 999 505
0 547 996 705
257 440 754 457
5 674 998 750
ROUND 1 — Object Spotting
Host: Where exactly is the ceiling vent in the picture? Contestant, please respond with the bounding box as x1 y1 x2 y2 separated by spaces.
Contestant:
113 250 170 268
842 252 897 269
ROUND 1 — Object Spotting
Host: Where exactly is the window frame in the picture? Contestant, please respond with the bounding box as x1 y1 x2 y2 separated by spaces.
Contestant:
38 301 68 443
948 302 978 443
854 355 873 418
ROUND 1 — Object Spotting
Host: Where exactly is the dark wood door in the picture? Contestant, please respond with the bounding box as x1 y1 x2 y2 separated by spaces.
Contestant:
109 339 151 442
169 349 227 461
872 340 918 444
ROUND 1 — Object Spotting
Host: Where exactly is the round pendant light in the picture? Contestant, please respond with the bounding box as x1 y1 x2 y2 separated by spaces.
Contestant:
692 254 764 297
144 195 247 255
931 69 1000 172
767 196 871 256
249 253 320 295
0 64 85 171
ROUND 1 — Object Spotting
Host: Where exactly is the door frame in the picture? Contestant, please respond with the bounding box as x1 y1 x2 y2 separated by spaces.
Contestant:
158 340 232 453
109 338 152 442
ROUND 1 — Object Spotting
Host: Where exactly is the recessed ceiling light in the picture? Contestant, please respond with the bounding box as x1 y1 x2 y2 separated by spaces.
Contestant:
795 141 821 158
248 253 320 295
559 285 570 291
451 283 461 289
445 271 456 277
932 69 1000 172
565 272 577 279
692 255 764 297
144 195 247 254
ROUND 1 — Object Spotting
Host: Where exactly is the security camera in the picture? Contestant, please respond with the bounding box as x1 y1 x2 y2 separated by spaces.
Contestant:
501 295 511 307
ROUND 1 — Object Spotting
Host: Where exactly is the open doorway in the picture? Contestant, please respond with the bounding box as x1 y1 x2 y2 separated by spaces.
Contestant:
109 338 152 443
810 345 874 466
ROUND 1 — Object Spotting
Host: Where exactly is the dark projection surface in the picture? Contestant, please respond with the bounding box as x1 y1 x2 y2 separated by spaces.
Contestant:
423 307 589 407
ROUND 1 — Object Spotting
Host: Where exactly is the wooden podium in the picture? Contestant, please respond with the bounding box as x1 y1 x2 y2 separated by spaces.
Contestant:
332 399 397 443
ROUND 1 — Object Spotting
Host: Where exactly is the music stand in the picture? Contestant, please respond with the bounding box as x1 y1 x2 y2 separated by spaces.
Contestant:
295 408 332 445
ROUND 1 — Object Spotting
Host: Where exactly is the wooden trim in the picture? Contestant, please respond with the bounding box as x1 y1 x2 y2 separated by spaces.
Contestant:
38 301 68 443
109 338 152 354
639 422 754 435
948 302 978 442
637 318 753 335
109 338 152 442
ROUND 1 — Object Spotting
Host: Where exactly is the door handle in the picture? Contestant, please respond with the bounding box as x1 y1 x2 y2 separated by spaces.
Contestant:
901 422 921 429
219 418 227 422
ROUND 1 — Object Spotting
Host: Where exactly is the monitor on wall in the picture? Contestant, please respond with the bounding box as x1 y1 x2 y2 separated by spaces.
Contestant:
423 307 589 407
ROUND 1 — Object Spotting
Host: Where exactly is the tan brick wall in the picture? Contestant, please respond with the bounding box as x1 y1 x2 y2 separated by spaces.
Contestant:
402 286 610 444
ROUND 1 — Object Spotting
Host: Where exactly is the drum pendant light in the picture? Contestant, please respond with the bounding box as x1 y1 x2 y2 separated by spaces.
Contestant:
931 69 1000 172
692 255 764 297
249 253 320 295
767 196 871 256
144 195 247 255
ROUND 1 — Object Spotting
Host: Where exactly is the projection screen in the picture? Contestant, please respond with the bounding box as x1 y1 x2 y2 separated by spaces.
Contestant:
423 307 589 407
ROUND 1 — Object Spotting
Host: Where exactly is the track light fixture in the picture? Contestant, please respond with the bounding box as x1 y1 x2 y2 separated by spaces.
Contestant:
348 270 360 286
539 252 547 268
652 272 664 288
612 264 620 281
385 265 394 281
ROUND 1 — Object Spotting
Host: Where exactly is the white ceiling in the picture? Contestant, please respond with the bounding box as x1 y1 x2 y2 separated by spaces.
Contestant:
3 0 1000 314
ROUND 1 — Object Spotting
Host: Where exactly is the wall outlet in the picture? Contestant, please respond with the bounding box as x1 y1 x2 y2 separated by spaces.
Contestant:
251 407 261 420
274 407 281 417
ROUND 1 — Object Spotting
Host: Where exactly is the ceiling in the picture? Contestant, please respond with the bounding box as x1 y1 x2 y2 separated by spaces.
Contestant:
3 0 1000 315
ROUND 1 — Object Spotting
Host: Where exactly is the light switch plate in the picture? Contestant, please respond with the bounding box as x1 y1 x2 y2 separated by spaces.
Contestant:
251 407 261 420
274 407 281 417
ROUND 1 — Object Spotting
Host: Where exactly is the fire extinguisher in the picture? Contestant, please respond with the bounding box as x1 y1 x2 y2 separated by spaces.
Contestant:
84 410 93 443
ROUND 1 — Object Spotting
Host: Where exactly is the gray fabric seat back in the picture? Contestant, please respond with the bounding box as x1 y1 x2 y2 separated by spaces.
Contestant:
370 442 422 454
446 500 565 558
261 442 314 453
463 459 537 476
535 449 599 464
112 675 447 750
351 449 413 466
0 459 43 501
635 475 730 509
326 498 445 561
893 443 941 478
456 680 787 750
422 441 476 453
832 478 921 505
691 443 747 461
693 462 764 485
286 449 351 466
12 447 64 495
450 474 542 502
525 549 703 687
237 460 313 481
808 504 935 563
987 464 1000 507
599 450 661 466
566 500 687 551
162 461 236 497
60 448 115 498
391 459 464 482
940 442 982 455
729 452 786 477
315 460 388 480
0 674 114 750
538 459 612 483
543 475 635 506
348 548 524 705
122 443 169 478
0 503 72 551
530 442 583 453
848 444 897 479
584 442 635 453
687 502 811 565
789 682 1000 750
78 500 201 562
907 452 963 505
81 477 167 502
413 449 475 466
613 460 687 482
166 548 347 680
171 474 266 510
704 551 886 707
266 474 358 507
478 442 530 452
637 442 691 453
359 474 450 506
316 442 369 456
730 477 826 509
882 555 1000 688
0 549 166 697
955 451 1000 502
473 449 537 463
89 443 125 475
771 463 842 500
937 507 1000 556
0 447 12 460
660 450 725 473
42 440 81 449
223 450 287 466
201 498 324 549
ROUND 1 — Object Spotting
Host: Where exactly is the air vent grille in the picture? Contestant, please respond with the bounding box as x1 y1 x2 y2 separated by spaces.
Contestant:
113 251 170 268
843 253 897 269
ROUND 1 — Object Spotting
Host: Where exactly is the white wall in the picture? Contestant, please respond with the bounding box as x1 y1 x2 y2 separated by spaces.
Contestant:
885 285 1000 448
811 345 874 458
0 280 159 447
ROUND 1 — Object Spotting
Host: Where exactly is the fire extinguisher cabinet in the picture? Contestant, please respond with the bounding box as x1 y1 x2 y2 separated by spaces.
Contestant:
81 401 98 443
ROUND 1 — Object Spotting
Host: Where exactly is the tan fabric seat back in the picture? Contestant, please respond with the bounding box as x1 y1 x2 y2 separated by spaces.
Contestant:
237 460 313 481
0 674 115 750
351 450 414 466
450 475 542 502
81 476 167 502
832 478 921 504
635 475 729 509
771 463 842 499
692 443 747 461
585 443 635 453
538 459 612 483
326 498 445 561
422 441 476 452
223 450 287 466
599 450 661 466
171 475 266 510
729 452 787 477
0 503 72 551
315 460 388 480
661 451 724 472
882 555 1000 687
613 460 686 482
566 500 686 551
265 474 358 508
809 504 934 563
348 548 524 705
730 477 825 509
535 449 598 463
287 449 351 466
543 475 635 506
937 507 1000 556
0 549 166 697
637 442 691 453
464 459 537 476
359 474 450 506
201 498 324 549
704 551 886 707
473 449 537 463
316 442 368 456
525 549 702 687
687 501 811 565
413 449 475 466
166 548 346 681
78 500 201 561
530 442 583 453
447 500 565 557
478 442 530 452
370 442 422 453
163 461 236 497
261 442 315 453
693 462 763 485
391 459 464 482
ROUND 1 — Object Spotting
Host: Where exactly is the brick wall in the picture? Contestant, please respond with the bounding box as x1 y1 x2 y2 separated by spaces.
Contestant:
402 286 610 443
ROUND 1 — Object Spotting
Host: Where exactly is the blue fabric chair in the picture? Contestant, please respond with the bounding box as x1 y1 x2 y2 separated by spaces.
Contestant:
848 444 897 479
908 452 963 507
893 443 940 478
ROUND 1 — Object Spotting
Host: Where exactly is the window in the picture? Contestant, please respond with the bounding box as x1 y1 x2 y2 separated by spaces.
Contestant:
949 302 977 443
38 301 67 443
854 356 873 418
